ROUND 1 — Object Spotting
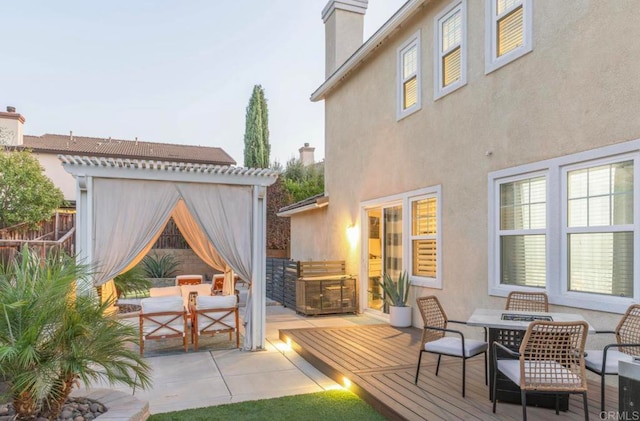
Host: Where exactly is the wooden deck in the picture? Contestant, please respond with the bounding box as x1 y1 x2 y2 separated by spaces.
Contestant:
279 324 617 421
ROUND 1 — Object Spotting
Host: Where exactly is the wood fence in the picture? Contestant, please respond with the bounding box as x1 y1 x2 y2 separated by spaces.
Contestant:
266 258 298 309
153 218 190 249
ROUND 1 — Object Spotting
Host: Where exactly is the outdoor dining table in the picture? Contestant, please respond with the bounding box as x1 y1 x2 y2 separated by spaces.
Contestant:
467 308 595 409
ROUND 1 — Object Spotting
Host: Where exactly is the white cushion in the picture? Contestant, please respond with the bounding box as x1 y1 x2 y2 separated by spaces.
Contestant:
194 295 237 334
424 337 487 357
180 284 213 308
585 349 634 374
175 274 204 285
140 296 185 338
498 360 582 386
149 286 181 298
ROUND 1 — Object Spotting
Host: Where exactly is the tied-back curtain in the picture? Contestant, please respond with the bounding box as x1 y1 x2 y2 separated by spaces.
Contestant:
92 178 181 286
176 183 253 282
171 200 235 295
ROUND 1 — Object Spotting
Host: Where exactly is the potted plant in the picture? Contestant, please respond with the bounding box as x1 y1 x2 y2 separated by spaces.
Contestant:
375 271 412 327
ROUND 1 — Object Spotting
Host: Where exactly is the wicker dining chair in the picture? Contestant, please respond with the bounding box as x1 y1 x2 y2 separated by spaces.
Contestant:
505 291 549 312
414 296 488 397
585 304 640 412
492 320 589 421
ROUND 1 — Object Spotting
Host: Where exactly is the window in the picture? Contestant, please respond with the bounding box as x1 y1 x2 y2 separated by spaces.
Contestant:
489 141 640 313
499 175 546 288
397 31 421 120
434 0 467 100
565 161 634 296
485 0 533 74
411 196 438 278
361 186 441 296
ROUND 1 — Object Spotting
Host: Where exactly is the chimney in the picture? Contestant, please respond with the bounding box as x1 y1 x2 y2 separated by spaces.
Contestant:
0 106 25 146
299 142 316 167
322 0 368 78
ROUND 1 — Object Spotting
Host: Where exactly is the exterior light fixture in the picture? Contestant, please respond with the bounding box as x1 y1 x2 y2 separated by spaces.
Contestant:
346 224 358 248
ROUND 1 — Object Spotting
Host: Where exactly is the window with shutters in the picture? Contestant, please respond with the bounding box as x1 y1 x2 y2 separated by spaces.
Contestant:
397 31 421 120
489 142 640 313
434 0 466 100
485 0 532 74
411 196 438 279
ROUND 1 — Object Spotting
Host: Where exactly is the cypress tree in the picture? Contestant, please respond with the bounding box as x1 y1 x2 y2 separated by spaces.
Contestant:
243 85 270 168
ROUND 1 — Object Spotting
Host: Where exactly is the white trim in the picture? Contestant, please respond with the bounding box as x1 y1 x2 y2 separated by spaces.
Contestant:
484 0 533 74
59 155 278 187
311 0 429 102
397 31 422 121
408 186 442 288
321 0 368 22
434 0 467 100
488 138 640 313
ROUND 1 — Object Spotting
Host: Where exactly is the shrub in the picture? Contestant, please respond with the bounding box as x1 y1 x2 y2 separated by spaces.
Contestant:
113 265 151 298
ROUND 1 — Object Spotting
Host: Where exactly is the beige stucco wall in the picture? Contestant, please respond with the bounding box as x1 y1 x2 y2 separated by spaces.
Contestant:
33 152 77 201
294 0 640 334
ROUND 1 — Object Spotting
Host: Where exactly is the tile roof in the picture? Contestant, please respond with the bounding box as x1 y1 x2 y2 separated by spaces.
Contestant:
22 133 236 165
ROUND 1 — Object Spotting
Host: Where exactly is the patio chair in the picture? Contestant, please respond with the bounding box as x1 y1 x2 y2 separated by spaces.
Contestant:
414 296 488 397
175 274 203 286
585 304 640 412
505 291 549 312
149 286 181 297
492 320 589 421
139 296 188 356
192 294 239 350
180 283 214 310
212 274 225 294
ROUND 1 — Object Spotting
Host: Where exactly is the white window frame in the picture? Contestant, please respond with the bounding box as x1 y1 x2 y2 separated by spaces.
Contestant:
489 140 640 313
360 185 442 293
484 0 533 74
397 31 422 121
434 0 467 100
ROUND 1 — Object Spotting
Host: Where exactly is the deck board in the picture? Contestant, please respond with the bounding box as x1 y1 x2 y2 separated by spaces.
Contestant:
280 324 618 421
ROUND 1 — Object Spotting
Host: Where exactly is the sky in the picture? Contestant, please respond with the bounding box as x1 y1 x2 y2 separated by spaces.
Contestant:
2 0 406 165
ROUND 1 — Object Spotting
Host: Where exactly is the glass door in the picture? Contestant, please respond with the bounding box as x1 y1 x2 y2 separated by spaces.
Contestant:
366 204 403 313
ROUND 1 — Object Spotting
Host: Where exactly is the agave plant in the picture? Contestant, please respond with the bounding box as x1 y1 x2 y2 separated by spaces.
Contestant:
374 271 411 307
0 248 152 420
141 252 180 278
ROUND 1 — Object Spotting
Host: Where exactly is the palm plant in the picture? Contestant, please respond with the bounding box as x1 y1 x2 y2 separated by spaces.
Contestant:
113 265 151 298
374 271 411 307
0 248 152 420
141 252 180 278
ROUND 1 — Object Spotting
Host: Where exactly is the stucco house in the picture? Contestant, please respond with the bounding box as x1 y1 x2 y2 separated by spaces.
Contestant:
0 107 236 201
284 0 640 331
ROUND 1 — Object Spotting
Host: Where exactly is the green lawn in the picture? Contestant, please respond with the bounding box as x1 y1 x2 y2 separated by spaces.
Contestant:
148 390 388 421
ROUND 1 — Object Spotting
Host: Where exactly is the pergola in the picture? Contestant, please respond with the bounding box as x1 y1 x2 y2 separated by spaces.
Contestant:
60 155 278 351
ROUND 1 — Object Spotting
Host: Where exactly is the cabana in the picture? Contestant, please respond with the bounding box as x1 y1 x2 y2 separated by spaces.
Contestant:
60 155 278 351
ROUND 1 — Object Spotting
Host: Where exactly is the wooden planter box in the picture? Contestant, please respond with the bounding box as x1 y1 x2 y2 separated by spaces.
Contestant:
296 275 357 316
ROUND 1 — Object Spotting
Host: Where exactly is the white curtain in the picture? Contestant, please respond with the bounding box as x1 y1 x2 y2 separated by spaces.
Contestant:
171 200 235 295
177 183 254 349
92 179 181 287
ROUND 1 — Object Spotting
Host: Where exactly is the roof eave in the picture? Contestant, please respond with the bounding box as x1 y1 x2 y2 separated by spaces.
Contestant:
310 0 429 102
277 196 329 217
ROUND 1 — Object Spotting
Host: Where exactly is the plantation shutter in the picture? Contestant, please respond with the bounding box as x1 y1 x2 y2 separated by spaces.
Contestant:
412 197 437 278
497 4 524 57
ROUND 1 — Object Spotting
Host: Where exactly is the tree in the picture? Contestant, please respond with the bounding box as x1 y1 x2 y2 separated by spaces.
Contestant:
243 85 270 168
0 150 64 228
279 158 324 203
0 248 151 420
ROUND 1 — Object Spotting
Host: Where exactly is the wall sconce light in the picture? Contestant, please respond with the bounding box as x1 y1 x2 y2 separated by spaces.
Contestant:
346 224 358 248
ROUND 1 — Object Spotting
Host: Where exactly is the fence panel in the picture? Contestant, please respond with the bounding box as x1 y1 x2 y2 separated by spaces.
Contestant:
266 258 297 309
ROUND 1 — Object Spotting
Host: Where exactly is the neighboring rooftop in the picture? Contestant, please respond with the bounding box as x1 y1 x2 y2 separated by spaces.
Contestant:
23 133 236 166
277 192 329 217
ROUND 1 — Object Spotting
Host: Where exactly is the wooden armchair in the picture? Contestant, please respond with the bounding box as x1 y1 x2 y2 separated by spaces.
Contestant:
191 295 239 351
139 296 188 356
414 296 487 397
585 304 640 412
175 274 203 286
492 321 589 421
505 291 549 312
